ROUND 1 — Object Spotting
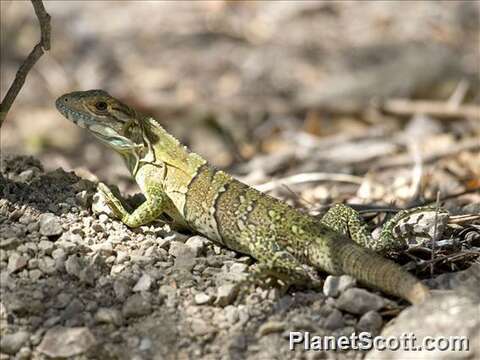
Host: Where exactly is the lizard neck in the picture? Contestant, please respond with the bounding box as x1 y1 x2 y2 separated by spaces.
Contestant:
145 117 206 176
120 116 207 179
132 117 208 213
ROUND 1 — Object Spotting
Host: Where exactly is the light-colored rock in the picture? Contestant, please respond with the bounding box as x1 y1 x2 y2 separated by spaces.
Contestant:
139 336 152 351
223 305 239 325
132 273 153 292
37 240 54 255
323 275 357 298
39 213 63 237
90 241 113 255
0 331 30 355
37 326 96 358
169 241 194 258
111 264 126 275
58 232 83 244
65 255 82 278
365 294 479 360
8 252 27 273
194 292 213 305
38 256 56 274
51 247 66 260
113 279 130 300
29 269 42 281
190 318 213 336
185 236 208 256
258 321 285 336
115 251 129 264
230 263 248 273
18 169 35 182
92 191 115 216
94 308 123 326
336 288 385 315
215 284 239 306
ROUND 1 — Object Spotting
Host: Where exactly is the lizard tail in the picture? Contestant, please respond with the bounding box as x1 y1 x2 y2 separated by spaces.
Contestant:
313 235 430 304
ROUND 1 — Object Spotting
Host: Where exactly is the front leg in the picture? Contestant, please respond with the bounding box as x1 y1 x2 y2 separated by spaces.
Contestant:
98 182 167 228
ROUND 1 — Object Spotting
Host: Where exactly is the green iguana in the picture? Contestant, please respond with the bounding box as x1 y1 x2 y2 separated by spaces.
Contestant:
56 89 434 304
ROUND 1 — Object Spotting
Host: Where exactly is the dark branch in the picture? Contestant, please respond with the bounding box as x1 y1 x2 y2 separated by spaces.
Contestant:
0 0 51 127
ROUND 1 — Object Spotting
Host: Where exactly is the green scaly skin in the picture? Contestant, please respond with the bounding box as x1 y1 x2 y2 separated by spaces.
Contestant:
56 89 431 304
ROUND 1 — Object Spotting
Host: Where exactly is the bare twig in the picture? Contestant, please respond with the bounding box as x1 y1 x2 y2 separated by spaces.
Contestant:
407 140 423 201
416 187 480 207
447 79 469 108
419 251 480 272
373 138 480 170
0 0 51 127
255 172 364 192
448 214 480 224
382 98 480 120
430 191 441 277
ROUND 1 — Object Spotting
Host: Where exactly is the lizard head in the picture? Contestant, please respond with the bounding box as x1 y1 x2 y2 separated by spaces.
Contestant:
56 89 143 152
56 89 198 175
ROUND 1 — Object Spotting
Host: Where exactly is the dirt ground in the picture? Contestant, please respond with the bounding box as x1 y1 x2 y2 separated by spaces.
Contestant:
1 1 479 359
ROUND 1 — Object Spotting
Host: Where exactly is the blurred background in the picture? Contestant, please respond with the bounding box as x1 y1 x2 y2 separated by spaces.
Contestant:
1 0 479 205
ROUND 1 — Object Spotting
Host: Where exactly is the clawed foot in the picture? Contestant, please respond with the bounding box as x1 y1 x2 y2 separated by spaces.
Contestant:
95 182 129 221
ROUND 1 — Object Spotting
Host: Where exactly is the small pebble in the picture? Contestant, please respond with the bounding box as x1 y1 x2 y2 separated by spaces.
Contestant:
323 275 356 298
132 273 153 292
185 236 208 257
258 321 285 336
94 308 123 326
65 255 82 278
39 213 63 237
139 336 152 351
122 294 152 318
336 288 385 315
190 318 213 336
194 292 213 305
169 241 194 258
230 263 248 273
0 331 30 355
37 326 96 358
324 309 345 330
29 269 43 281
0 237 21 250
8 252 27 273
215 284 238 306
357 310 383 334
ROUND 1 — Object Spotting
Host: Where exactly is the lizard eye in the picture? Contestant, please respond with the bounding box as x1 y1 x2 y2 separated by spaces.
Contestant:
95 101 108 111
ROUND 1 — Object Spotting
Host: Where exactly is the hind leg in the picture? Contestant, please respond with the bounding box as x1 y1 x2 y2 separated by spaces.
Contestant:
320 204 449 253
320 203 399 253
244 237 322 289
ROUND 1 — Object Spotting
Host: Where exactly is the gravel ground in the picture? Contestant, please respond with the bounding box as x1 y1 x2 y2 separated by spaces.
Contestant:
2 2 479 359
1 155 478 360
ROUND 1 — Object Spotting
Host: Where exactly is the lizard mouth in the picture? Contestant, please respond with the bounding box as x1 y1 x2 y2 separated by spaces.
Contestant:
55 96 89 129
